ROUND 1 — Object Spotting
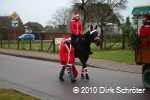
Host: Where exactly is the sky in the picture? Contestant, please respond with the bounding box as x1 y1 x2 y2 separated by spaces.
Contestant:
0 0 150 27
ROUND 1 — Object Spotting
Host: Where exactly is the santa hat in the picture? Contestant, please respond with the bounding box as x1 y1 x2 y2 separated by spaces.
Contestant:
63 36 71 42
73 12 80 18
142 16 150 27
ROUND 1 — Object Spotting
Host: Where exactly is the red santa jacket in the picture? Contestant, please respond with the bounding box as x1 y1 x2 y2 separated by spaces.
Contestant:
70 19 84 36
140 16 150 46
59 40 75 66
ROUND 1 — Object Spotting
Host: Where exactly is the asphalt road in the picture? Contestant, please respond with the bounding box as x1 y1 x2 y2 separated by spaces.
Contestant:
0 54 150 100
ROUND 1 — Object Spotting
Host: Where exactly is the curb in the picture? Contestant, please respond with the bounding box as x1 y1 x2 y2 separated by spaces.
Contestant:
0 51 141 74
0 51 94 67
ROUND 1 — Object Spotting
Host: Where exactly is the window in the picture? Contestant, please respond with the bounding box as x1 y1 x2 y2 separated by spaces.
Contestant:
134 20 137 24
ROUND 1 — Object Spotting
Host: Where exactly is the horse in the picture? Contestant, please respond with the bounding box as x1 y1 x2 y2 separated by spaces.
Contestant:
74 25 100 80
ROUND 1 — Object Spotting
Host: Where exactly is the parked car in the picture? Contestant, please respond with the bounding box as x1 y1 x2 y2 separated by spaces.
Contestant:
18 33 35 40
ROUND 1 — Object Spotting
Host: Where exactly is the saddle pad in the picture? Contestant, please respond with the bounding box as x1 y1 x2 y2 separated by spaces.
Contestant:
72 65 78 78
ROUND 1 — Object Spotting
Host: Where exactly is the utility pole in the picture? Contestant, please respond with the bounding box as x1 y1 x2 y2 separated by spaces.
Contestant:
13 23 17 48
11 12 19 49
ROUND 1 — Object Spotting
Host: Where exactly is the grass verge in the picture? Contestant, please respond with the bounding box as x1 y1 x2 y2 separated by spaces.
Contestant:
0 88 41 100
90 49 135 65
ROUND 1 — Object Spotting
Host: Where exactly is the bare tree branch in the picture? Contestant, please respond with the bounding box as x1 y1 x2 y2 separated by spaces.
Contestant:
47 6 71 27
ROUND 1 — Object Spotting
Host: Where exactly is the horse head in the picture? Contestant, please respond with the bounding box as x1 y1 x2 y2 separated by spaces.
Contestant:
88 25 100 46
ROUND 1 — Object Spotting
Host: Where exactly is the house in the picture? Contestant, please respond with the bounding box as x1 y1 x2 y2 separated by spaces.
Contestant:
67 3 119 34
44 25 53 32
0 15 24 40
24 22 45 40
24 21 44 33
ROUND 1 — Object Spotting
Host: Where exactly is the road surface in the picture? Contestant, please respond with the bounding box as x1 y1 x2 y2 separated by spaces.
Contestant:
0 54 149 100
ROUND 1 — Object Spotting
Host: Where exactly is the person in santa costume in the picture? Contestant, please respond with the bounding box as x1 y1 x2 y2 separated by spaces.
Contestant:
140 15 150 46
70 12 84 46
70 12 93 55
59 36 77 82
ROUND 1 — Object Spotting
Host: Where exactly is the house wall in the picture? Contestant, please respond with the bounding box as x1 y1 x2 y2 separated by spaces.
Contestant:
3 29 25 40
44 33 70 40
3 29 70 40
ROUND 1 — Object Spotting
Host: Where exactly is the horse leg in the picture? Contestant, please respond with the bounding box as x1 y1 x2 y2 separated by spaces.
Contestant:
84 56 90 80
79 56 86 79
79 56 89 80
81 68 85 79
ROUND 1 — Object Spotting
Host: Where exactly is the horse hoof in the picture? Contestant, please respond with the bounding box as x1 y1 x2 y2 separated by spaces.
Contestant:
86 74 90 80
86 77 90 80
81 76 85 79
81 74 85 79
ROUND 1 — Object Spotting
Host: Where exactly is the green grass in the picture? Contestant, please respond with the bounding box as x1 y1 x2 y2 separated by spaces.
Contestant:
0 88 41 100
1 40 60 52
1 40 135 64
90 49 135 64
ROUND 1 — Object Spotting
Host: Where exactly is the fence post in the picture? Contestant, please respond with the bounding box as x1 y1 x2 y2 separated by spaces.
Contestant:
1 39 2 48
8 36 10 49
29 40 31 50
41 36 43 51
53 37 55 52
17 40 19 49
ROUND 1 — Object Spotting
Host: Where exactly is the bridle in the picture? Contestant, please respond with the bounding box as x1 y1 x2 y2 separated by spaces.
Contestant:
89 29 100 43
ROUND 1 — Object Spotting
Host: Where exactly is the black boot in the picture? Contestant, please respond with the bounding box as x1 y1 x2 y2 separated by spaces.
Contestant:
59 67 65 81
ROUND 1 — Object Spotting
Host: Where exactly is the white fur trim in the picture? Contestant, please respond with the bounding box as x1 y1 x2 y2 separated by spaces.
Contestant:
146 20 150 22
74 14 79 17
144 25 150 27
61 64 66 66
90 30 97 34
67 64 72 66
64 38 71 42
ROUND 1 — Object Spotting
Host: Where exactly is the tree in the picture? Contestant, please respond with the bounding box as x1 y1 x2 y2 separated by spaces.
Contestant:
120 16 138 50
89 0 128 49
71 0 93 29
71 0 128 49
125 16 131 25
47 6 71 27
122 16 131 49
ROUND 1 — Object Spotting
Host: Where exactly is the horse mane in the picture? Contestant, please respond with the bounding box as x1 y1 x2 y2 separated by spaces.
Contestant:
82 31 90 40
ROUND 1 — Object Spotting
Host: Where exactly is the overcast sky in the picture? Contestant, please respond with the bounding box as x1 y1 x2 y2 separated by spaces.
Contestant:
0 0 150 27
